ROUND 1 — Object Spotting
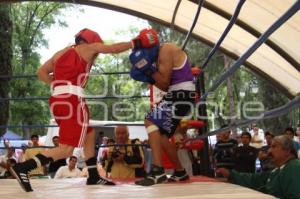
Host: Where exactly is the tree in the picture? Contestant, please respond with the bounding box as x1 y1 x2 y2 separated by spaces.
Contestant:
86 38 150 122
8 2 75 138
0 3 13 137
256 78 290 134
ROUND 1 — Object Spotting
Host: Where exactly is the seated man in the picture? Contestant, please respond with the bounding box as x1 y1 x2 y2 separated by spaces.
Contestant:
217 135 300 199
0 147 16 177
284 127 300 153
97 136 109 167
258 131 275 172
233 132 257 173
106 126 145 178
54 156 82 179
173 126 194 177
4 158 17 179
23 135 45 176
48 136 66 178
213 125 238 172
250 123 265 149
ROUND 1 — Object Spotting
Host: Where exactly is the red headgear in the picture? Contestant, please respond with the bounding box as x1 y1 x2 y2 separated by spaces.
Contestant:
75 28 103 44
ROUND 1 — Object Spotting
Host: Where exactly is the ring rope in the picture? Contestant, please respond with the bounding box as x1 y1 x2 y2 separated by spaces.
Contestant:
200 1 300 101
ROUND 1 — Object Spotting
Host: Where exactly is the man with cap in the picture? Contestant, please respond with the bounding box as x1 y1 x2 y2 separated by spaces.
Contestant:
10 28 159 192
217 135 300 199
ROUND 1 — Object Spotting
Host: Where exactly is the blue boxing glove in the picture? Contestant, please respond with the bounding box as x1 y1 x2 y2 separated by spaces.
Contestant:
129 45 159 76
130 66 155 84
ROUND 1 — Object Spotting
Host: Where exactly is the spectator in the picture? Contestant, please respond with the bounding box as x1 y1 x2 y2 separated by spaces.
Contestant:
236 134 242 147
258 131 275 172
24 135 45 176
16 144 27 163
0 147 17 177
233 132 257 173
106 126 145 178
173 126 193 176
250 123 265 149
0 139 10 156
216 135 300 199
284 127 300 153
48 136 66 178
96 131 105 148
295 127 300 143
213 125 238 172
72 147 86 170
0 158 17 179
54 156 82 179
97 136 109 166
142 139 152 173
101 138 115 177
216 133 222 143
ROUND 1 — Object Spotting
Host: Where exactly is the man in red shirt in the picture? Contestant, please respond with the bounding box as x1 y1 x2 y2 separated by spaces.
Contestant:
10 28 158 192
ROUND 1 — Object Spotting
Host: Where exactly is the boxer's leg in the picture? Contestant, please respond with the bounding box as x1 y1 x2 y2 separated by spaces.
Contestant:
135 120 168 186
135 99 173 186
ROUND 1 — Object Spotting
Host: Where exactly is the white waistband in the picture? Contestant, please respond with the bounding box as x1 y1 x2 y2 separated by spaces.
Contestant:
52 85 84 97
168 81 195 92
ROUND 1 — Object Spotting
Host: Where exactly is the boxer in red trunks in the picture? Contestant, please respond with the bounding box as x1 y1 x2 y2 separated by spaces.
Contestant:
10 28 159 192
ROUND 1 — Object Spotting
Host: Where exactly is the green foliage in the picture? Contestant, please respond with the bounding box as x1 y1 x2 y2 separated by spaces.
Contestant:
0 3 13 137
86 51 150 121
256 78 290 134
8 2 76 138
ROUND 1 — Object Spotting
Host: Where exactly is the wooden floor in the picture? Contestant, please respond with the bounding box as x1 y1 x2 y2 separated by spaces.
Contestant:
0 176 277 199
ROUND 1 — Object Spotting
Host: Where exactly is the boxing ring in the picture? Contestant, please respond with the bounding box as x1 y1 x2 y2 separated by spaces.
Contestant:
0 176 276 199
0 1 299 198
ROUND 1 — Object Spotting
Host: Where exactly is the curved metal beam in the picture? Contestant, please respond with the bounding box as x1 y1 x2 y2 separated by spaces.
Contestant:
3 0 298 97
181 0 204 50
170 0 182 30
199 0 300 72
201 0 246 70
200 0 300 101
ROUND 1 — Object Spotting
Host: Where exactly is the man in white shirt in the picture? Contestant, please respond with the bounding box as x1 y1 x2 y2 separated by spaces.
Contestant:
0 147 16 177
173 128 193 177
72 148 86 170
54 156 82 179
249 124 264 149
97 136 109 165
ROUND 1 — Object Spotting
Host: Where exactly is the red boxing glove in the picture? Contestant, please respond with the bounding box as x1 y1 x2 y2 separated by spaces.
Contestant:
132 28 159 49
182 139 204 150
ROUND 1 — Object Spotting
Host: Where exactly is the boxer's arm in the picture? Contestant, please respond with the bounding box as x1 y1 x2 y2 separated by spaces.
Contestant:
91 42 132 54
90 28 159 54
37 57 54 85
151 48 172 91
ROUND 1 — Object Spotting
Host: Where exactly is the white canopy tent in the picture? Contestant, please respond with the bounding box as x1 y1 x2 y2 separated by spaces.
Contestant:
49 0 299 98
8 0 300 97
2 2 298 197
